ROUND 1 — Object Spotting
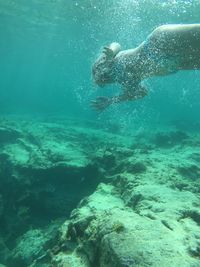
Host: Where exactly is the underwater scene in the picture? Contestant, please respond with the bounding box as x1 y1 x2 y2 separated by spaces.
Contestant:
0 0 200 266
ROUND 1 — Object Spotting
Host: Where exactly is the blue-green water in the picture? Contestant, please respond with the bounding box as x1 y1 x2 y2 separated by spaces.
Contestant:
1 0 200 129
1 1 200 266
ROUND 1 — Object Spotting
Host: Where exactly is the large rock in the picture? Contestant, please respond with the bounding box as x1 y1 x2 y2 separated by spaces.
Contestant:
11 224 59 266
0 119 127 266
60 183 200 267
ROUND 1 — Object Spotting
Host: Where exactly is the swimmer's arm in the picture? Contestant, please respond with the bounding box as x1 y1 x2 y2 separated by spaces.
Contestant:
111 86 147 103
91 84 147 111
122 83 148 101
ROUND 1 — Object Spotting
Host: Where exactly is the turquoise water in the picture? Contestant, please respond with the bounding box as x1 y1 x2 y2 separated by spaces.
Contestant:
1 0 200 128
1 1 200 266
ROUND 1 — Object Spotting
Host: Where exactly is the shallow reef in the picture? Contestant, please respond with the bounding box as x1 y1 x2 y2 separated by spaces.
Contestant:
0 117 200 267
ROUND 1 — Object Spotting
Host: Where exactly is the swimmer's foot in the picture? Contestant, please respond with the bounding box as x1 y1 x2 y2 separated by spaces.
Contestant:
90 96 111 111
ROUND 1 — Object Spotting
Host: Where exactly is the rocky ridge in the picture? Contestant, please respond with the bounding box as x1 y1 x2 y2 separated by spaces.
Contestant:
0 118 200 266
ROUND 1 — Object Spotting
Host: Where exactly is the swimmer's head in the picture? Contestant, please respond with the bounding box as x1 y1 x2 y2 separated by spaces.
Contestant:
92 42 121 87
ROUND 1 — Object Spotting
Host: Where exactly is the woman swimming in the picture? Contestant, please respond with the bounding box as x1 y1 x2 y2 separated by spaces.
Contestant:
91 24 200 111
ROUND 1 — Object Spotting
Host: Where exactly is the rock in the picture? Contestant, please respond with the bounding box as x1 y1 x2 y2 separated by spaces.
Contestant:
93 149 116 170
52 252 89 267
1 119 200 267
0 238 10 265
72 207 199 267
57 183 200 267
126 161 147 174
11 225 58 266
153 131 189 148
0 127 21 144
0 120 104 258
0 195 3 218
177 164 200 180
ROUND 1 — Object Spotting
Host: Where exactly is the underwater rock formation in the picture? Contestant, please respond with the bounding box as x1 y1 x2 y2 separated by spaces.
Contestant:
0 119 106 266
153 131 189 148
0 118 200 266
0 126 21 144
53 182 200 267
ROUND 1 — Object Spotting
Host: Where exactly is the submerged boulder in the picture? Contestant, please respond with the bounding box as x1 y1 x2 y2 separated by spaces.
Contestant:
11 225 59 266
56 183 200 267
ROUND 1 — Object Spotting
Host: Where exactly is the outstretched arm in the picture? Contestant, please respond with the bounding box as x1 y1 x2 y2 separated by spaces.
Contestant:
91 84 148 111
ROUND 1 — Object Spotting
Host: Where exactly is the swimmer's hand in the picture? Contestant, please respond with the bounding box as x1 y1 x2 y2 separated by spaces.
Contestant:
90 96 112 111
91 86 148 111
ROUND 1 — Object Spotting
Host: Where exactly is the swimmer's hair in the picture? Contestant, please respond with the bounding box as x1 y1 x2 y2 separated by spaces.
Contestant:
102 42 121 59
92 42 121 85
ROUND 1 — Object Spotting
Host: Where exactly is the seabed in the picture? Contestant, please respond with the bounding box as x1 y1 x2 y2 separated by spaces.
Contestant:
0 116 200 267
